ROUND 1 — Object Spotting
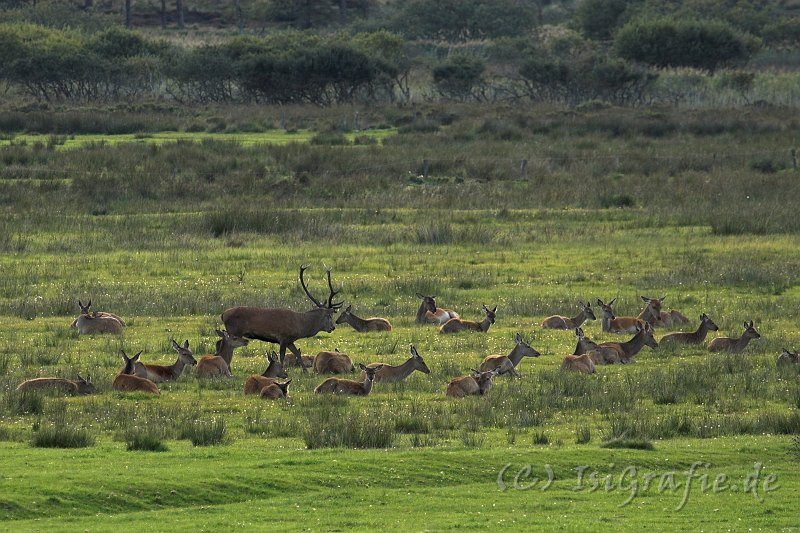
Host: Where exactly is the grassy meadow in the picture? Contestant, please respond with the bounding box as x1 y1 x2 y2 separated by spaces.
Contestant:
1 104 800 530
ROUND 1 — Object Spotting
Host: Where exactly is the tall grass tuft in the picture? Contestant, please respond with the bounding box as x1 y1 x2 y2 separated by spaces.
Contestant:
123 428 169 452
179 418 227 446
303 404 395 449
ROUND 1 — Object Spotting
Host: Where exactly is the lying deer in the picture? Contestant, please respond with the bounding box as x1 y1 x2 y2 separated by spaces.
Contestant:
113 350 159 395
244 352 289 395
560 354 596 374
196 330 249 378
134 340 197 383
777 348 799 368
638 295 690 327
70 299 125 327
360 345 430 383
479 334 540 376
541 301 596 330
283 351 315 369
708 321 761 353
446 368 500 397
439 305 497 334
659 314 719 346
16 374 95 395
597 298 645 334
415 294 460 325
336 305 392 332
597 323 658 363
72 310 124 335
314 363 385 395
260 380 292 399
313 349 355 374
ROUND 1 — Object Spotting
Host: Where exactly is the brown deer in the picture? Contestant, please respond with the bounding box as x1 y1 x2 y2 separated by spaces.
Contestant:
439 305 497 334
222 266 343 371
660 314 719 346
283 351 315 369
260 380 292 399
560 354 596 374
598 323 659 363
445 368 500 398
72 310 124 335
314 363 385 395
336 305 392 332
112 351 160 395
134 340 197 383
243 352 289 395
479 334 540 376
541 302 596 330
360 345 430 383
196 330 249 378
572 328 598 355
708 321 761 353
16 374 95 395
597 298 645 334
566 328 620 364
313 349 355 374
777 348 799 368
70 299 126 327
415 294 460 325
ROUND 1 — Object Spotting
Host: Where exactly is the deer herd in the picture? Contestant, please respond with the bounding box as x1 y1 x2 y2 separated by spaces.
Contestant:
15 266 795 403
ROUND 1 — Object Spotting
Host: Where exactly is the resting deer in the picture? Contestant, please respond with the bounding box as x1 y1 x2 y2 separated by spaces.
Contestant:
479 334 540 376
70 299 126 327
598 323 658 363
16 374 95 395
314 363 385 395
777 348 799 368
134 340 197 382
313 349 355 374
72 307 124 335
439 305 497 334
283 351 315 369
541 302 596 330
597 298 645 334
196 330 249 378
569 328 620 364
446 368 500 398
113 350 159 395
415 294 460 325
638 295 689 327
561 354 596 374
708 321 761 353
222 266 343 371
660 314 719 346
260 380 292 399
244 352 289 395
336 305 392 332
360 345 430 383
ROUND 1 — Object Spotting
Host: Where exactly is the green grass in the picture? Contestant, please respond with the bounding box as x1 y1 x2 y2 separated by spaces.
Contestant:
1 104 799 529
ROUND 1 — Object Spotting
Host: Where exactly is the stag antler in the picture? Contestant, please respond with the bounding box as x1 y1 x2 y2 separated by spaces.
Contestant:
325 268 344 310
299 265 324 308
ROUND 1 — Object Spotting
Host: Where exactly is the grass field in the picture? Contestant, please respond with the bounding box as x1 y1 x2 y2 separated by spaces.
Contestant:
1 105 799 530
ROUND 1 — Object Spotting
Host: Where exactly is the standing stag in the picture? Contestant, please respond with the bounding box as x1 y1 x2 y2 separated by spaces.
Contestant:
479 334 540 376
446 368 500 398
360 345 430 383
17 374 95 395
112 351 160 395
314 363 385 395
415 294 460 325
196 330 249 378
244 352 289 394
439 305 497 334
708 321 761 353
336 305 392 332
134 340 197 383
660 314 719 346
222 266 343 371
541 302 596 330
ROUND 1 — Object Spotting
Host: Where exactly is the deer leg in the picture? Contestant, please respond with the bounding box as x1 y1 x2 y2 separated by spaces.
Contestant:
287 343 307 373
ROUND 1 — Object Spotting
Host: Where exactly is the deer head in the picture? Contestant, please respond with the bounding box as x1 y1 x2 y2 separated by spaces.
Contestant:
700 314 719 331
171 339 197 366
410 345 431 374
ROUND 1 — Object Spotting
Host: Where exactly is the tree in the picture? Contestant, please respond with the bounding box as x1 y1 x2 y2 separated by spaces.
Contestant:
432 55 485 101
572 0 632 41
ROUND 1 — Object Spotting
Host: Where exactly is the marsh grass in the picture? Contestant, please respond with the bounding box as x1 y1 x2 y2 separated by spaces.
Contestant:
179 417 227 446
124 429 169 452
303 403 395 449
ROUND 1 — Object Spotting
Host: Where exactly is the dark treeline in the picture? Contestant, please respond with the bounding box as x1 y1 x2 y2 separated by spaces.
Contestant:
0 0 798 107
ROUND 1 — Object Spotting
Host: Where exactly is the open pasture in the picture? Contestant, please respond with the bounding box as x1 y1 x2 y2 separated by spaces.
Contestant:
1 206 799 529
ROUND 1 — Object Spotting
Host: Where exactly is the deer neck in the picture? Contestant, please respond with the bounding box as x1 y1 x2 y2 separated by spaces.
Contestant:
734 334 754 351
389 357 419 380
480 316 493 332
300 309 329 338
344 312 369 331
170 356 187 379
692 321 712 343
360 376 375 395
620 331 648 357
507 345 527 366
637 305 659 325
569 309 589 328
415 303 429 323
601 313 613 332
216 340 235 366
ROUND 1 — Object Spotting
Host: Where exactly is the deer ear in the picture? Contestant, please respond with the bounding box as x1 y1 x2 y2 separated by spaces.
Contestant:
77 373 83 381
610 297 617 305
133 350 142 361
184 340 190 349
86 374 91 383
660 295 666 301
492 306 498 313
87 299 92 307
641 296 649 302
359 363 367 370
